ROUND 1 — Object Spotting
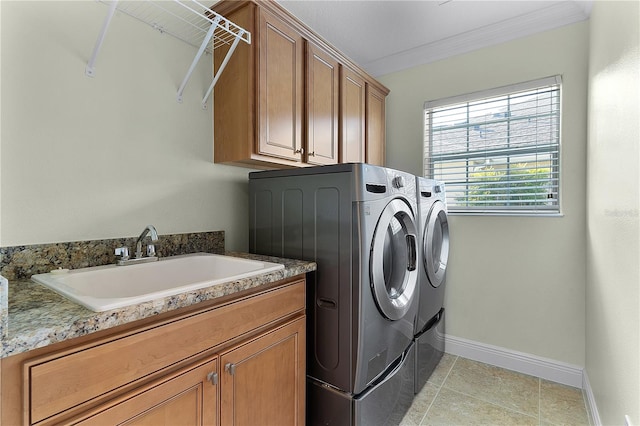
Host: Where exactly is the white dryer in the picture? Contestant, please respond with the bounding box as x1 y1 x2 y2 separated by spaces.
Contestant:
414 176 449 393
249 163 419 425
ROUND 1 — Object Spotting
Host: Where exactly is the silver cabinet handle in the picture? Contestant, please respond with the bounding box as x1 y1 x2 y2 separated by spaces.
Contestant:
294 148 304 154
206 371 218 385
225 362 236 375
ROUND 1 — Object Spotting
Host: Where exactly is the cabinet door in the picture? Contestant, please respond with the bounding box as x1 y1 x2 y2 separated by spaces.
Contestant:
340 67 366 163
306 43 339 166
220 317 305 426
75 357 218 426
366 84 387 166
258 9 304 162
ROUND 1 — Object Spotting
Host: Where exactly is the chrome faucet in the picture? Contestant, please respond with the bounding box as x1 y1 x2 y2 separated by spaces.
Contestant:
115 225 159 266
135 225 159 259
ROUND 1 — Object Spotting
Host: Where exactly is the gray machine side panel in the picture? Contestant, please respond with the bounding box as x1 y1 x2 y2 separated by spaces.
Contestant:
307 342 416 426
250 188 272 255
283 188 304 260
355 341 416 426
249 172 358 392
307 379 353 426
415 309 445 394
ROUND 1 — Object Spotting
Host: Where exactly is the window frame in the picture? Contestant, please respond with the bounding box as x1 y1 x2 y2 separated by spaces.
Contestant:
423 75 562 216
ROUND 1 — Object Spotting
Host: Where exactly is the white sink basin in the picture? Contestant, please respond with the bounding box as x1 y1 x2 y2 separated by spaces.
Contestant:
31 253 284 312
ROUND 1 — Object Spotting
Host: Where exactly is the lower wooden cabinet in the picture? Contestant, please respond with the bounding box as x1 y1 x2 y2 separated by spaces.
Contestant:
220 317 305 426
74 356 219 426
74 317 306 426
1 277 306 426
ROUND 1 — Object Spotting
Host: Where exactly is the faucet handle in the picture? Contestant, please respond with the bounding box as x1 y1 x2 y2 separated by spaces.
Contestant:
147 244 156 257
115 246 130 260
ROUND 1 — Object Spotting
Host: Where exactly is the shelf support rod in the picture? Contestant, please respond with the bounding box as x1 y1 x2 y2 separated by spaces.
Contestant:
86 0 119 78
176 15 221 104
201 29 245 109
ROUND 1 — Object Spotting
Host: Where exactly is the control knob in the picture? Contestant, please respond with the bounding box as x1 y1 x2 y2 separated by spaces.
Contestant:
392 175 405 188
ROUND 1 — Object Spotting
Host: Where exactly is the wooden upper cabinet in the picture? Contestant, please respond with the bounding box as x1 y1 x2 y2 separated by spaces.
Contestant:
212 0 389 169
213 2 304 168
340 67 366 163
366 84 387 166
212 2 255 166
258 8 304 162
306 43 339 166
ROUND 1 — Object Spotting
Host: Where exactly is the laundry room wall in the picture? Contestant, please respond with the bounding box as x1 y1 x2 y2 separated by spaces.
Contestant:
379 22 589 366
0 1 253 250
586 1 639 424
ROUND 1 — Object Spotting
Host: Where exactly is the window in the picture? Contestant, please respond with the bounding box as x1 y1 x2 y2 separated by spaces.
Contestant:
424 76 561 215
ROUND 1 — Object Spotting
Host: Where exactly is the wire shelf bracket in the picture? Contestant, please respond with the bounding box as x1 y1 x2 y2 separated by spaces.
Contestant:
86 0 251 108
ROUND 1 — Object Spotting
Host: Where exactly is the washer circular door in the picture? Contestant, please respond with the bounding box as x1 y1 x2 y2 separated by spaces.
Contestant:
424 200 449 288
370 198 418 321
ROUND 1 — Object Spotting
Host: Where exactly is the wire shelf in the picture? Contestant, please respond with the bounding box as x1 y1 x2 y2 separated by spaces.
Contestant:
101 0 251 54
87 0 251 107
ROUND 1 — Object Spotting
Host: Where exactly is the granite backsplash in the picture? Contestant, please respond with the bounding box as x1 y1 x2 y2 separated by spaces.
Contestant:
0 231 225 280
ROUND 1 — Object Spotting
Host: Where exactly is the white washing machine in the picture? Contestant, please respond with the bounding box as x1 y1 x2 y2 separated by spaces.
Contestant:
414 176 449 394
249 163 419 425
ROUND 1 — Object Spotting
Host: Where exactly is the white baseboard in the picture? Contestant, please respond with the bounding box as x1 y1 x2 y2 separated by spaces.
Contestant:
582 371 603 426
444 334 584 388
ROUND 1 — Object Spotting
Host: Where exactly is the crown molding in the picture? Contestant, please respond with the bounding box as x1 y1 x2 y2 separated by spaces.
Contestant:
365 2 591 77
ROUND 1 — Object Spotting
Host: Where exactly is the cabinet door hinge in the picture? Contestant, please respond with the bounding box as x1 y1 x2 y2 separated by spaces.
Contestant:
225 362 236 375
207 371 218 385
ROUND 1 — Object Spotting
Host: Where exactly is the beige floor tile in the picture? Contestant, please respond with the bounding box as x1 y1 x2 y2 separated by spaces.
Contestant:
540 380 590 425
422 387 539 426
400 382 439 426
443 357 540 417
427 353 457 387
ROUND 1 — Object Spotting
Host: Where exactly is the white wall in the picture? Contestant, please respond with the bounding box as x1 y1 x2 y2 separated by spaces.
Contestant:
379 22 589 366
0 1 253 250
586 1 640 424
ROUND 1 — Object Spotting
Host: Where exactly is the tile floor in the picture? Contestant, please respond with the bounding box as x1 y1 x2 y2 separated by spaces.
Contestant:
401 354 590 426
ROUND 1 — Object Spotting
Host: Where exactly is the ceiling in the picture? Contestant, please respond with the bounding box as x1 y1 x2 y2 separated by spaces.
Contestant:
276 0 592 77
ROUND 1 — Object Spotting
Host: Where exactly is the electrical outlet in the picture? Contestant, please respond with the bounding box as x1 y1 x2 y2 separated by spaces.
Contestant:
625 415 633 426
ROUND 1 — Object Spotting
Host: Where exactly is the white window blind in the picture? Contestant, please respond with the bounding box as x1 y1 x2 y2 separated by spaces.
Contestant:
424 76 561 215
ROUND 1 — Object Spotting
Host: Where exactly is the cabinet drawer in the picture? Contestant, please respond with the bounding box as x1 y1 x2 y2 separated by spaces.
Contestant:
26 280 305 424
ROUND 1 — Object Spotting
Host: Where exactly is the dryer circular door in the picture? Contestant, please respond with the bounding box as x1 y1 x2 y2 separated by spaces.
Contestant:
423 200 449 288
370 198 419 321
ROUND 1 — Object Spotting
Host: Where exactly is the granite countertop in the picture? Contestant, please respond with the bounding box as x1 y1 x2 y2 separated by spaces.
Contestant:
1 252 315 359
